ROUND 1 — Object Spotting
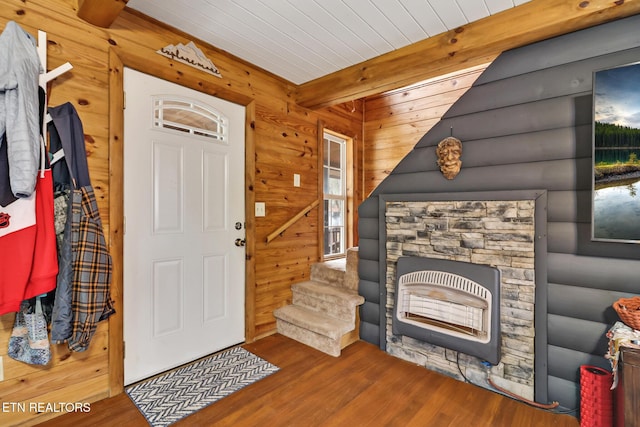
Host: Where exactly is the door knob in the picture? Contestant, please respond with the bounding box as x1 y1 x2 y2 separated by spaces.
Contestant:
235 238 246 247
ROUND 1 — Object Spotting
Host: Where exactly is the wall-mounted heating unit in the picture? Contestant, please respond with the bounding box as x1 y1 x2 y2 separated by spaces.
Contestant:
393 256 501 365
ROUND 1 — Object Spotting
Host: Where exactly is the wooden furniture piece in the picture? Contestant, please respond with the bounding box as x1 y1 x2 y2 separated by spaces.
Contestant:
617 346 640 427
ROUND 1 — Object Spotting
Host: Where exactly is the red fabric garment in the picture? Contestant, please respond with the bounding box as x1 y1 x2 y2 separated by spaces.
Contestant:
0 169 57 315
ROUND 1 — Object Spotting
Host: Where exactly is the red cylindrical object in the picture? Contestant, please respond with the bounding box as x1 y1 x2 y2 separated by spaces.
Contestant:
580 365 613 427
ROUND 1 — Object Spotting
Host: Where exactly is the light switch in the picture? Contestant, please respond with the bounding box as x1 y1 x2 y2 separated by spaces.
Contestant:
255 202 266 217
294 174 300 187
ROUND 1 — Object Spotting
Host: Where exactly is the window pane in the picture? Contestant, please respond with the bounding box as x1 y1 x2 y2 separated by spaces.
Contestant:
324 199 344 256
163 107 220 133
324 226 344 256
328 200 343 227
330 140 341 168
153 97 226 141
327 168 342 196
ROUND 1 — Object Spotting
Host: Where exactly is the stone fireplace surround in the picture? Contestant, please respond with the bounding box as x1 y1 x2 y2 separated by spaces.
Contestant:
379 190 548 402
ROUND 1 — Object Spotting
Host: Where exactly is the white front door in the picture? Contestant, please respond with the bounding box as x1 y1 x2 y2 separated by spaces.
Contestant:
123 68 245 385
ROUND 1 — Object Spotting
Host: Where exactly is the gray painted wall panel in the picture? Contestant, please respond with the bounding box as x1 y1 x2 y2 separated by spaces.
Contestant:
547 191 591 223
476 14 640 85
358 17 640 411
547 376 579 412
572 223 640 259
357 239 379 260
358 197 378 217
547 223 579 254
546 222 640 259
547 314 610 356
358 321 380 347
358 259 379 282
412 95 592 150
448 46 640 118
358 279 380 303
395 125 592 176
548 283 632 324
548 253 640 293
377 159 588 196
358 218 379 240
359 301 380 324
547 345 609 383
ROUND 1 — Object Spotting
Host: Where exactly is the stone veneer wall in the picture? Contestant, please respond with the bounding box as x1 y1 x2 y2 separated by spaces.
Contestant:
385 200 536 399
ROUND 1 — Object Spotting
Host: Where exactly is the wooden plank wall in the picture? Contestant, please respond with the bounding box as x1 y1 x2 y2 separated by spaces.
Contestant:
357 14 640 411
0 1 362 425
363 65 486 196
252 100 363 338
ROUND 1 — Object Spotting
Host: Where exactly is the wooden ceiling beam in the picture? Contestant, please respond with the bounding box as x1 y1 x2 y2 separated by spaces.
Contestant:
295 0 640 110
77 0 129 28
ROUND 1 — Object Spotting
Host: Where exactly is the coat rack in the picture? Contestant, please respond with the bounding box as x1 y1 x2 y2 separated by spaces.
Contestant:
37 30 72 165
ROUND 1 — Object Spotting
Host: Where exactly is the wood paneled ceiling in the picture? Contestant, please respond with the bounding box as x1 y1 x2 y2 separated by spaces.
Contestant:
125 0 530 85
124 0 640 109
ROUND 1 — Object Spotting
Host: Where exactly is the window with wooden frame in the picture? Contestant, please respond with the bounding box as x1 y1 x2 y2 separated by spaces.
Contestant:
321 129 353 259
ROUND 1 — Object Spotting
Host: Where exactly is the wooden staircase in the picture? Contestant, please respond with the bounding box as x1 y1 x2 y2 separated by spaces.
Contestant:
273 248 364 357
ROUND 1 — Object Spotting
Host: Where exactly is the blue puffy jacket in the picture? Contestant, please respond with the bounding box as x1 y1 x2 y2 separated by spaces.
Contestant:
0 21 42 198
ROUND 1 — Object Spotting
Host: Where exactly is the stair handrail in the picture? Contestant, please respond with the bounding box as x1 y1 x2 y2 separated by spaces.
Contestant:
266 199 320 243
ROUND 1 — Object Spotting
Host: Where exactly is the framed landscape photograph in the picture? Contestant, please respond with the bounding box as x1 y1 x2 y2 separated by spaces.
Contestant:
592 61 640 243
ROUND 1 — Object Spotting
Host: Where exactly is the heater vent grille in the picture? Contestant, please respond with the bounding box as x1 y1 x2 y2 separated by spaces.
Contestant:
399 271 490 300
397 270 492 343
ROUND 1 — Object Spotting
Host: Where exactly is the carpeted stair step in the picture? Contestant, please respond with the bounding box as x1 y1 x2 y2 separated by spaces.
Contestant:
273 247 361 357
310 260 346 288
273 305 355 357
292 280 364 323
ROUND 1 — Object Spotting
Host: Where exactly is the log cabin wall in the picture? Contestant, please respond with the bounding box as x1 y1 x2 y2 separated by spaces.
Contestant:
0 1 362 425
363 65 487 196
357 14 640 411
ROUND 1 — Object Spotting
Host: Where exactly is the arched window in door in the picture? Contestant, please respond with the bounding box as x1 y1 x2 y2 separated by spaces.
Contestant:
153 96 228 142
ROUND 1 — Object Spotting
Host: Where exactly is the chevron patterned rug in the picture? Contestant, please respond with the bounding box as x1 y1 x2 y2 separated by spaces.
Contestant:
125 346 279 427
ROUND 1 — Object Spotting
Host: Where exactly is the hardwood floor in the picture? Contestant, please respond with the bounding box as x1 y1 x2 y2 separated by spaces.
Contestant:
38 334 579 427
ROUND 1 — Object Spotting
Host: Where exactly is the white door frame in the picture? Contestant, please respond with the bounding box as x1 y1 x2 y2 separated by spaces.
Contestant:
107 50 257 395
